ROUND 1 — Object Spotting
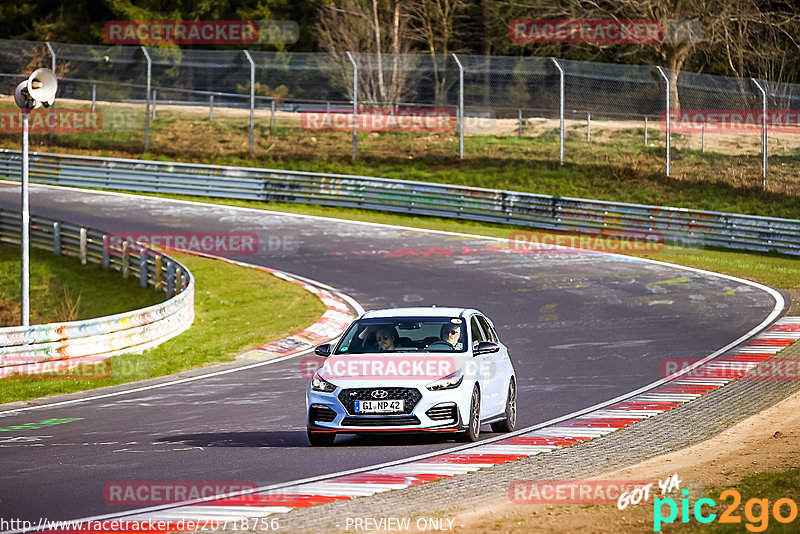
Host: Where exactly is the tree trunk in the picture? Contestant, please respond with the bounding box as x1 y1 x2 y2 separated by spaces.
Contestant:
372 0 385 103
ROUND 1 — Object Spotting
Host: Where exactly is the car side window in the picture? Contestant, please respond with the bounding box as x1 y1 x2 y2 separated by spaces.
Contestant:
477 316 497 342
470 316 486 348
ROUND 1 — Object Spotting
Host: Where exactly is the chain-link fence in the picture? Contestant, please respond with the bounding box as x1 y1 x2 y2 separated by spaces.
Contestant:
1 38 798 192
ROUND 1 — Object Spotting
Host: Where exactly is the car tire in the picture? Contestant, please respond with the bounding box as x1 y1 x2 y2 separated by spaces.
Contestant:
457 385 481 442
491 379 517 433
307 429 336 446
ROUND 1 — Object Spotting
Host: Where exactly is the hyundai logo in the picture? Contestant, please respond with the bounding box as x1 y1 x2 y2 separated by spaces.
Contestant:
371 389 389 399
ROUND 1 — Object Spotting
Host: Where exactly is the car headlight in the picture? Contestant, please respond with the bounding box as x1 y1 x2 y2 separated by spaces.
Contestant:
425 369 464 391
311 370 337 392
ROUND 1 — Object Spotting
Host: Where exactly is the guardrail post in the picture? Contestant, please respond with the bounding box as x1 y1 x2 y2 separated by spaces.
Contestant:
166 260 175 294
551 58 564 165
122 239 130 278
452 53 464 159
175 266 183 294
141 46 151 152
102 234 110 268
270 98 276 134
79 228 87 265
346 51 358 159
139 248 148 287
751 78 768 190
209 94 214 122
656 66 671 176
53 221 61 255
243 50 255 157
154 254 163 290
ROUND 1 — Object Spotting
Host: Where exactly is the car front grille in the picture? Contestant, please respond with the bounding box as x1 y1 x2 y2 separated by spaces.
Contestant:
341 416 421 427
338 387 422 415
426 403 458 421
309 404 337 423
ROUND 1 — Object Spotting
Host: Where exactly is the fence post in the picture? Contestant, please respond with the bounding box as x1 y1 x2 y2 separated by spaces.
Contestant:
587 112 591 143
345 51 358 160
152 89 157 119
243 50 255 157
141 46 151 152
270 98 275 134
154 254 163 290
102 234 110 269
45 41 56 143
751 78 768 190
452 53 464 159
701 121 705 153
551 58 564 165
644 116 649 145
518 109 522 138
656 66 670 176
53 221 61 255
122 239 130 278
79 228 87 265
91 84 96 113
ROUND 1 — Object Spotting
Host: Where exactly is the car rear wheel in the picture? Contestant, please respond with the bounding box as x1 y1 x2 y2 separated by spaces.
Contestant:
491 379 517 433
307 429 336 446
458 385 481 442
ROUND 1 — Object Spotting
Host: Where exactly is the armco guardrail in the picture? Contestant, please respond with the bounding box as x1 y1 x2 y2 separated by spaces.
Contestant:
0 207 193 377
0 149 799 256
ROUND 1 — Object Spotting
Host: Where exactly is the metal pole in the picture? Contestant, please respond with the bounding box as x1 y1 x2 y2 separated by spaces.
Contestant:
141 46 151 152
518 109 522 138
152 89 157 119
346 51 358 159
243 50 255 157
46 42 55 144
551 58 564 164
452 53 464 159
21 110 30 326
270 98 275 134
645 116 648 145
701 121 705 153
587 112 591 143
751 78 767 189
91 84 96 113
209 94 214 122
656 66 670 176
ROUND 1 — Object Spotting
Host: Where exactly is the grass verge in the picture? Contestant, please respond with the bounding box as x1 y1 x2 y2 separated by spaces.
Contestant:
0 244 165 327
0 252 326 404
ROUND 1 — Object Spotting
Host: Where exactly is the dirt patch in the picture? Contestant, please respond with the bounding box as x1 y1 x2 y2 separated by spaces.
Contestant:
427 382 800 533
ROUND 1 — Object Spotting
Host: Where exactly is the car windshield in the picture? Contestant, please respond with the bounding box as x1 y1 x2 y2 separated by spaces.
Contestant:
335 317 467 354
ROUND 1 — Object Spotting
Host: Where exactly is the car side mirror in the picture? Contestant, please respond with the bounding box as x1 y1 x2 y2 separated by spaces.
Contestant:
474 341 499 355
314 344 332 357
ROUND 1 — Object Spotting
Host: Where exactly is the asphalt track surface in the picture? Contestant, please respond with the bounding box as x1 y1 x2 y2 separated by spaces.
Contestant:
0 184 783 524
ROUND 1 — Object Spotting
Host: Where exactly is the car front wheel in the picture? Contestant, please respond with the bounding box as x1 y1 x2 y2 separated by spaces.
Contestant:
458 385 481 442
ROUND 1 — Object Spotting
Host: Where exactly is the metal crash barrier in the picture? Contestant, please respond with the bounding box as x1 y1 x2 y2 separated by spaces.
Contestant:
0 149 799 256
0 208 194 377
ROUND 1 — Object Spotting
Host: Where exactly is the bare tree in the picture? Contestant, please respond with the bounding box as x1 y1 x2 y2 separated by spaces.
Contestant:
314 0 417 105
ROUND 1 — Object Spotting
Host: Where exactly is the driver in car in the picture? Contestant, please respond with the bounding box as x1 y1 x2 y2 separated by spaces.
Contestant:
374 325 400 351
441 323 463 350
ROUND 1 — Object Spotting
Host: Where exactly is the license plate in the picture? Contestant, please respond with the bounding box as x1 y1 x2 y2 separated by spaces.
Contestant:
354 399 404 413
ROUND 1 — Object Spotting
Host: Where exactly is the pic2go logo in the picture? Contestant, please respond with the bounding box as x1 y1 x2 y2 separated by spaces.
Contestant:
653 489 799 532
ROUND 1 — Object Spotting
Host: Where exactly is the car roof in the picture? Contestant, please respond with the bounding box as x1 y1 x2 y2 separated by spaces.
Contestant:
360 307 475 319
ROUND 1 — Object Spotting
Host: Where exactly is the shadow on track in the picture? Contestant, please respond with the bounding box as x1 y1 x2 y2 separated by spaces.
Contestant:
155 431 495 448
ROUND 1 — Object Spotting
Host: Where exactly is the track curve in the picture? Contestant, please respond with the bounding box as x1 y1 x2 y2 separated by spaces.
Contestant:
0 183 783 523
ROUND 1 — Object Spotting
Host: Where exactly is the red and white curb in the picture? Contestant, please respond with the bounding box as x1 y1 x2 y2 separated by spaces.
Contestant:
101 316 800 526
